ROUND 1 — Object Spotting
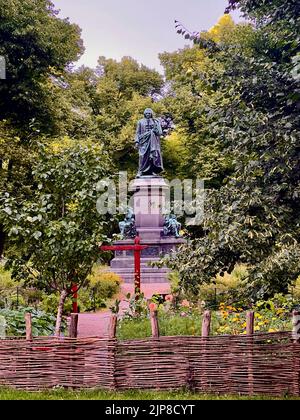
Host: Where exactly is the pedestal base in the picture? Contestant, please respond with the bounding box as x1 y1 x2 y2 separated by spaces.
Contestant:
110 237 185 284
110 176 186 285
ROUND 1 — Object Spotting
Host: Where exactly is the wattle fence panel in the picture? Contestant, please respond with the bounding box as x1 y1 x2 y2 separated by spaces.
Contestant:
0 337 115 390
0 332 299 396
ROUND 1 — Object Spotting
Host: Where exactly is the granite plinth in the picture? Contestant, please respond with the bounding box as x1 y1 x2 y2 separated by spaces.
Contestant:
110 177 186 284
128 177 169 235
110 237 186 284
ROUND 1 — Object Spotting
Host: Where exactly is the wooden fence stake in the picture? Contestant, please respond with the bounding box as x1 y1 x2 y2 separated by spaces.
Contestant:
201 311 211 392
202 311 211 337
109 315 118 339
25 313 33 341
292 311 300 396
292 311 300 343
150 310 160 339
246 311 255 335
69 313 79 338
246 311 254 395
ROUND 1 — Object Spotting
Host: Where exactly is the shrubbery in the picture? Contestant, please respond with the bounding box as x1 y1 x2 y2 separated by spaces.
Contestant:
32 267 121 315
116 292 293 340
169 267 300 310
0 307 64 337
0 263 121 315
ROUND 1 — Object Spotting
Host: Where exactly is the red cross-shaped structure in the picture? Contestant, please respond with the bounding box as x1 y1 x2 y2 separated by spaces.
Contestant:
100 237 148 296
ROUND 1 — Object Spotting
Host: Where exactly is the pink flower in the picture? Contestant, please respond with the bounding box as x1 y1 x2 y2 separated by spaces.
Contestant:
149 302 157 312
181 299 190 308
180 312 187 318
165 294 173 302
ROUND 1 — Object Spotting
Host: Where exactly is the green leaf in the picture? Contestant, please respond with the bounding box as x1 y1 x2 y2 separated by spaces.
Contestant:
3 207 12 216
33 231 42 240
9 227 19 236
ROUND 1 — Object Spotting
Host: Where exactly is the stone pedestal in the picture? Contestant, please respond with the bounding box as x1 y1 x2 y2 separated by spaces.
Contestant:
110 177 186 284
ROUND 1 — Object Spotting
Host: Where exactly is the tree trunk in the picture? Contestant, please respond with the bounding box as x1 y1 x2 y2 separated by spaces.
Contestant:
55 290 68 337
0 226 5 258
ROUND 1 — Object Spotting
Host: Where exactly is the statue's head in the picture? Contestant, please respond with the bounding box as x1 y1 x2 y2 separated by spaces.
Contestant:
144 108 154 119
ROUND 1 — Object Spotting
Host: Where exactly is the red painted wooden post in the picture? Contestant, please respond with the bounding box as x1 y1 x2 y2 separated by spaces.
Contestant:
25 313 33 341
100 236 148 297
134 237 141 296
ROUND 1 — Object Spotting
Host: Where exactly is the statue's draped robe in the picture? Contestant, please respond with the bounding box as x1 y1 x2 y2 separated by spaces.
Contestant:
135 118 163 176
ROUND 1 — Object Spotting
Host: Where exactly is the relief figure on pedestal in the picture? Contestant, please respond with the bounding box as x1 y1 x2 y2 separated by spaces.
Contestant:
163 214 182 238
119 208 137 239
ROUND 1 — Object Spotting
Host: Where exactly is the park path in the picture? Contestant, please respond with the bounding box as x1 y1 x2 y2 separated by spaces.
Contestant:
77 283 170 338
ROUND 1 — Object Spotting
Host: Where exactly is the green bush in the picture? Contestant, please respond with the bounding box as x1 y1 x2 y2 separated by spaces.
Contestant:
39 293 73 316
0 262 121 315
198 265 249 309
292 276 300 300
168 265 249 309
0 266 24 309
117 293 207 340
78 266 121 312
39 266 121 314
116 292 293 340
0 265 45 309
0 307 65 337
117 313 203 340
88 266 121 299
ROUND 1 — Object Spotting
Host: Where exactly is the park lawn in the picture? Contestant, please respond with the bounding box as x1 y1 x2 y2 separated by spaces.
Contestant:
0 388 299 400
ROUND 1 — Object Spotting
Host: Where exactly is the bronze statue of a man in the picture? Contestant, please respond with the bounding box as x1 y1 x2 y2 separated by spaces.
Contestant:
135 108 163 177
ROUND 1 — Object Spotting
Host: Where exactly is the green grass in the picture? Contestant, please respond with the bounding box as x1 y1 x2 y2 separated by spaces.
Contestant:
0 388 299 400
117 310 292 340
117 315 204 340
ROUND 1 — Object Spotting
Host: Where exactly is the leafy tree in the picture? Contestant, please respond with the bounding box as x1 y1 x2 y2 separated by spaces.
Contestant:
41 67 100 139
164 2 300 300
0 0 83 132
92 56 165 176
160 16 250 186
0 0 85 256
96 56 163 99
0 120 37 256
1 139 114 334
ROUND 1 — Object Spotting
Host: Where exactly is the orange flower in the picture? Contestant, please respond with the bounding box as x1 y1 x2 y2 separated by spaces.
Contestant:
149 302 157 312
181 299 190 308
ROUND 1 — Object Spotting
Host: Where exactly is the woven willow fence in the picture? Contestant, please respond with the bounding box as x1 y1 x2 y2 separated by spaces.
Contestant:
0 311 299 396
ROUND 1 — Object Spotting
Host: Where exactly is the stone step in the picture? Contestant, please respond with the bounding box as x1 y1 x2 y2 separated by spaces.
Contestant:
113 267 170 284
111 261 169 270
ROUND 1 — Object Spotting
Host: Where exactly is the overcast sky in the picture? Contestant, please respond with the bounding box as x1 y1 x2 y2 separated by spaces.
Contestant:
54 0 241 73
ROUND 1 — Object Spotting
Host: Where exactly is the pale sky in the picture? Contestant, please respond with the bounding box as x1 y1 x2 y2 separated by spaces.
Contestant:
54 0 241 73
